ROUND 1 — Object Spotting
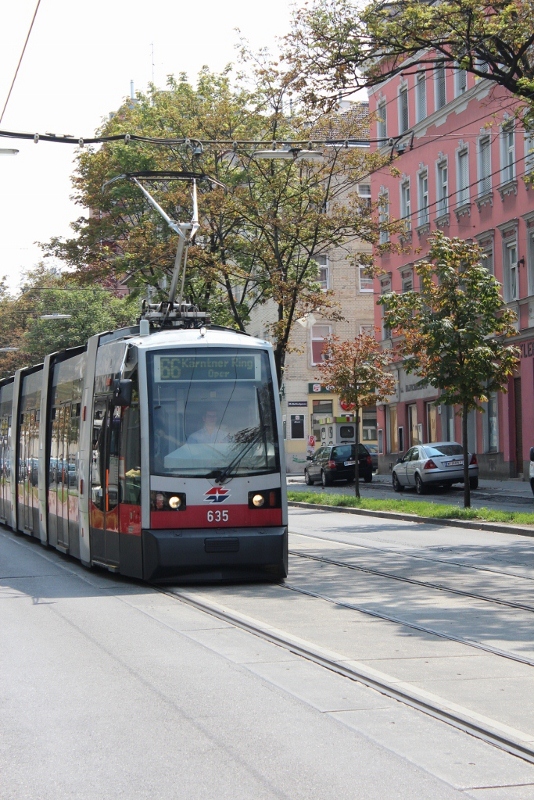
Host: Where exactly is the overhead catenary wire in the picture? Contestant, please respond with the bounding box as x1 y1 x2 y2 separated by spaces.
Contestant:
0 0 42 125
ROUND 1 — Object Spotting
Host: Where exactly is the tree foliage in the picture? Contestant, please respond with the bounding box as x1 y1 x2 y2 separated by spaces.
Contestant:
378 232 519 506
43 64 395 384
0 266 138 378
317 331 395 496
287 0 534 109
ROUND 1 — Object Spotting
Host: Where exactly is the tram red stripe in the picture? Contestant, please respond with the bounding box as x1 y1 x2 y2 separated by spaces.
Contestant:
150 504 282 530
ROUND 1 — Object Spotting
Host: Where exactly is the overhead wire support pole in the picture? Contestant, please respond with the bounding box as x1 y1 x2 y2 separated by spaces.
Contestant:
103 170 210 329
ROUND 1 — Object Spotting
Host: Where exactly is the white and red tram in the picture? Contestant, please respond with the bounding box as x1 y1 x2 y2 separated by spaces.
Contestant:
0 324 288 582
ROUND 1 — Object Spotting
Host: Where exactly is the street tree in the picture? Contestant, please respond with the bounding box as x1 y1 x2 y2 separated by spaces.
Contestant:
0 267 139 378
43 65 395 386
287 0 534 110
378 232 519 507
317 331 395 497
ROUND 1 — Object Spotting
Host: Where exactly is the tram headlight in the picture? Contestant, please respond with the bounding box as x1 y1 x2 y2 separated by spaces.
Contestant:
248 489 281 509
150 490 187 511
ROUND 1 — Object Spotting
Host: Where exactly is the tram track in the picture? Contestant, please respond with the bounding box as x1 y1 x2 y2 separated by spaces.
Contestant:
161 583 534 766
289 548 534 615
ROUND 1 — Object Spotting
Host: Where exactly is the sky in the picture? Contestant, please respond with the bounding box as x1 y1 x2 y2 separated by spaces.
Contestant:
0 0 293 294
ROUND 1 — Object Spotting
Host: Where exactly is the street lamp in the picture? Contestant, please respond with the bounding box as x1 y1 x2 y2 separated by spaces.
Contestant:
0 148 19 156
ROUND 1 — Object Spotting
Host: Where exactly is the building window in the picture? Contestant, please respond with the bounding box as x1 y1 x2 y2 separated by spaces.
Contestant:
380 275 392 340
362 406 377 441
435 62 447 110
290 414 305 439
503 239 518 301
455 67 467 96
360 324 374 335
312 399 333 443
485 392 498 452
377 100 387 142
525 130 534 174
379 190 390 243
436 160 448 217
478 135 492 196
359 268 374 292
415 72 426 122
400 178 411 231
426 403 438 442
442 404 455 441
456 148 469 207
408 404 421 446
315 254 329 291
310 324 331 365
399 84 409 134
528 228 534 296
478 236 494 275
358 183 372 207
501 121 515 184
401 268 413 292
418 170 429 226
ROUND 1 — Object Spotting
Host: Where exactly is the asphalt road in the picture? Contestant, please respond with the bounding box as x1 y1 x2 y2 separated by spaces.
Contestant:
3 512 534 798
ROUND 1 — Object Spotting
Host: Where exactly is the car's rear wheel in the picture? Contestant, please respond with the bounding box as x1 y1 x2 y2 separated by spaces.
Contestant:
531 479 534 497
321 470 332 488
304 469 314 486
469 477 479 490
363 471 373 483
392 472 404 492
415 474 426 494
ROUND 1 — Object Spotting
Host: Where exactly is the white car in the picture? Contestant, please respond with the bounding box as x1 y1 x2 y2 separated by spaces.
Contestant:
530 447 534 496
392 441 479 494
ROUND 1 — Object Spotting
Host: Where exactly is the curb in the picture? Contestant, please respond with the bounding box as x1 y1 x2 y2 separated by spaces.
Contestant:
288 500 534 538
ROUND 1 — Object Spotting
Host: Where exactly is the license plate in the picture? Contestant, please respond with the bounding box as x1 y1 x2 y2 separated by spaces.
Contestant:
445 459 463 467
344 460 355 466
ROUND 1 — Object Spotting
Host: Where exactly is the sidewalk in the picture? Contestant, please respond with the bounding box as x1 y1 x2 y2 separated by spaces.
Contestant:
287 471 534 500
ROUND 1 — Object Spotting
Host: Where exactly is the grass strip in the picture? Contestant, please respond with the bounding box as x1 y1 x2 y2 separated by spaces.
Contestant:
287 490 534 527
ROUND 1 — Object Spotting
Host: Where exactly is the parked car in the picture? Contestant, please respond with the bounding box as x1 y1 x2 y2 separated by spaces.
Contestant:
304 443 373 487
365 443 378 471
530 447 534 497
392 441 478 494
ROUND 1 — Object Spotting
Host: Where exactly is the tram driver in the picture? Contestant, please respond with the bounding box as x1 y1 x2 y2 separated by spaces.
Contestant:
187 407 229 444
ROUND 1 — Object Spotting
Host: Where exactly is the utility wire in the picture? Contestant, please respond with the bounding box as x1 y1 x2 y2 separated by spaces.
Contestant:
0 0 42 125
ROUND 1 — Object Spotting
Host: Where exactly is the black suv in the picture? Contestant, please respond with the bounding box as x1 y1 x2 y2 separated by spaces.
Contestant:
304 443 373 487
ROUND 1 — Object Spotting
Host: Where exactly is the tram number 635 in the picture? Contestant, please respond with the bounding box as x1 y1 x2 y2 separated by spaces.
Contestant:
207 510 229 522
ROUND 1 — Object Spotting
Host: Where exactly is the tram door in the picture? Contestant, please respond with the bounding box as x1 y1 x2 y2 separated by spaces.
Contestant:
19 410 39 533
90 398 120 566
49 403 80 551
57 405 71 550
0 414 11 523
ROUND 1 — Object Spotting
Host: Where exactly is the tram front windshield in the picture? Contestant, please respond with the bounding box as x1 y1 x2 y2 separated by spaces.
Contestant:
147 348 279 478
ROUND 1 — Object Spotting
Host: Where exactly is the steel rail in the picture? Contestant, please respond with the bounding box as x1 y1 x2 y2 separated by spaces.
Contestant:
160 585 534 765
290 529 534 584
289 548 534 614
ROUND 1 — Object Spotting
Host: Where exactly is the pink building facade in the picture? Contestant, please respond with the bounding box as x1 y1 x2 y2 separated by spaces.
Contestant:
368 61 534 479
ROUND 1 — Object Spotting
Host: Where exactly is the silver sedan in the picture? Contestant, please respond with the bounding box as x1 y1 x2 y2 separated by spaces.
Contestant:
392 441 479 494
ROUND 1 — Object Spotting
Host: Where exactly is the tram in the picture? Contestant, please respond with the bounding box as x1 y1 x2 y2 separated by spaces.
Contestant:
0 321 288 582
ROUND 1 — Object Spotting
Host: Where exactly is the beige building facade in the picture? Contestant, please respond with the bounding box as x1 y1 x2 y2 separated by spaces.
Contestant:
248 238 377 473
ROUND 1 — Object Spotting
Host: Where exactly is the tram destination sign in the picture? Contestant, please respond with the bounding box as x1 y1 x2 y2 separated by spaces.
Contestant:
154 353 260 382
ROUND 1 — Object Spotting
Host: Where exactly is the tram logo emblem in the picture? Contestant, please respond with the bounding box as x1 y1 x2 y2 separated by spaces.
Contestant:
204 487 231 503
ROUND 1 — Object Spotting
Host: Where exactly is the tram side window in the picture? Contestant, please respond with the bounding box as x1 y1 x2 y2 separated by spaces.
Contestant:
91 399 107 511
120 385 141 506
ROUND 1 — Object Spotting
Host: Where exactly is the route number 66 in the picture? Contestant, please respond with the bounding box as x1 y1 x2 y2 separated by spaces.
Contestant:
207 509 229 522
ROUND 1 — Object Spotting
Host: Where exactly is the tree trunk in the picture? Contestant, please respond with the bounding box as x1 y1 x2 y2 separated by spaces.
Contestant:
462 402 470 508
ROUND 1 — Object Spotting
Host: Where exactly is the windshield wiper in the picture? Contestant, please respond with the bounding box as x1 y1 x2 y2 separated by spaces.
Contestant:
209 426 267 484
